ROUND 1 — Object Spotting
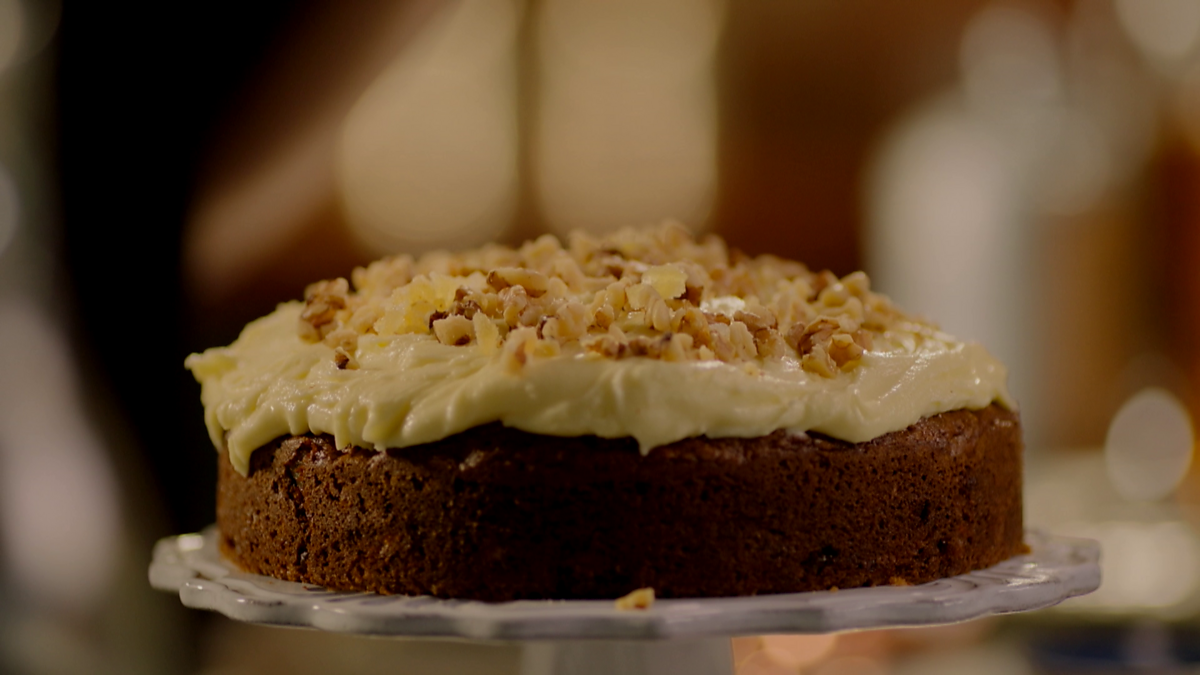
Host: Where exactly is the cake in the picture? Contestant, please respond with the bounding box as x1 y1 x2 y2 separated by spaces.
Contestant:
187 223 1024 600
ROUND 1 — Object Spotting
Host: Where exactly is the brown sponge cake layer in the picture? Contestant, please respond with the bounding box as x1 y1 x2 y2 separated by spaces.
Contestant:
216 404 1024 601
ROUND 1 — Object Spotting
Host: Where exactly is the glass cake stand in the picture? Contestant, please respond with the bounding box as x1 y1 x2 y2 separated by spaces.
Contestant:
150 528 1100 675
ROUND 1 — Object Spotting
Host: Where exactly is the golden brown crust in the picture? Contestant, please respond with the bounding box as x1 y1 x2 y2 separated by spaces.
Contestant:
217 405 1024 601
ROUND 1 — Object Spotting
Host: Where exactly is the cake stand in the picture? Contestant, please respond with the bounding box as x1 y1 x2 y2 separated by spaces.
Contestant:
150 528 1099 675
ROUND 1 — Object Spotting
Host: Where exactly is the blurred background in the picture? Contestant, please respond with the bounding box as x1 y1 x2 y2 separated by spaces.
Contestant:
2 0 1199 672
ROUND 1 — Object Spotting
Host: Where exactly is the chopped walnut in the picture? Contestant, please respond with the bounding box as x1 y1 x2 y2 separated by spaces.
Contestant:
584 332 628 359
322 328 358 359
729 321 758 360
292 223 927 374
553 302 589 341
788 318 838 358
753 328 787 358
432 315 475 346
802 344 837 378
499 286 529 327
591 302 615 330
300 278 350 342
828 332 865 370
488 267 549 298
333 349 357 370
473 312 502 354
661 332 694 361
642 264 687 299
625 282 660 311
734 307 777 332
647 298 672 333
615 587 655 610
500 327 538 372
707 323 737 362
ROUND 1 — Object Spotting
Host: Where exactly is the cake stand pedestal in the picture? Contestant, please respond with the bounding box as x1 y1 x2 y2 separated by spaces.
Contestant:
150 529 1099 675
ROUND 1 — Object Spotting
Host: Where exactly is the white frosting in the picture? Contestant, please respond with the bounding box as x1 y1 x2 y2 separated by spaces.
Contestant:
186 302 1013 476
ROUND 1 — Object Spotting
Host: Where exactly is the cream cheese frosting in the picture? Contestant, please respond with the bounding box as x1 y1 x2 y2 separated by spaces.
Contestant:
186 224 1013 475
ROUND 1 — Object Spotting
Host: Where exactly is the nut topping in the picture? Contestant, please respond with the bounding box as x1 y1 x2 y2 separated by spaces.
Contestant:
296 222 922 376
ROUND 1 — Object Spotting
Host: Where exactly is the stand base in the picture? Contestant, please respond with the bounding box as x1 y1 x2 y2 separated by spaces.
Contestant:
521 638 733 675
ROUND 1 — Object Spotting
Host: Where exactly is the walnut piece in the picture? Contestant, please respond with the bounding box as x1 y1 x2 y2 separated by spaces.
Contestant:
614 587 655 610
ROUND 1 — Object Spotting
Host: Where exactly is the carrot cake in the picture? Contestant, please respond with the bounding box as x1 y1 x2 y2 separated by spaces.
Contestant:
186 223 1024 600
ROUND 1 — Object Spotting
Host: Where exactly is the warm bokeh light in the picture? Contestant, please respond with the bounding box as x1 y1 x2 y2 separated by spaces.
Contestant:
810 655 888 675
0 163 16 259
960 4 1061 122
867 99 1022 344
1105 387 1195 502
867 1 1177 452
1178 61 1200 154
1063 521 1200 614
0 300 119 614
0 0 22 73
339 0 521 254
534 0 723 236
865 5 1074 443
1115 0 1200 65
734 634 839 674
1060 1 1158 191
761 634 839 669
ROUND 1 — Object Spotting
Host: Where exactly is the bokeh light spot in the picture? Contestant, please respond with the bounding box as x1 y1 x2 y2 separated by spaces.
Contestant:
1116 0 1200 64
0 163 17 259
339 0 520 254
534 0 723 236
1105 387 1194 502
0 0 23 74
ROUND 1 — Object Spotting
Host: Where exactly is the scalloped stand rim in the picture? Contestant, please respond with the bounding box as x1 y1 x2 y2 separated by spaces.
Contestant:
150 528 1100 675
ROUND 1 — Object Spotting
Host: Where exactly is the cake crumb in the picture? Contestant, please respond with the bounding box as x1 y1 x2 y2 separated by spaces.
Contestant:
828 586 838 593
889 576 911 587
615 587 655 610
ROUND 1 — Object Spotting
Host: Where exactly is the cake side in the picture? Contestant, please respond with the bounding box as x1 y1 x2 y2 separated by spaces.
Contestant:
216 405 1024 601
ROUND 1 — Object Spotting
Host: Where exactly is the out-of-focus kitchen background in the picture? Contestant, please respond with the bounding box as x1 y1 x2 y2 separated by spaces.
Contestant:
2 0 1199 672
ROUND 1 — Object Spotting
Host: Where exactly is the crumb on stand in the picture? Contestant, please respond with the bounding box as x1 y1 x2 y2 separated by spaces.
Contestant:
615 587 656 610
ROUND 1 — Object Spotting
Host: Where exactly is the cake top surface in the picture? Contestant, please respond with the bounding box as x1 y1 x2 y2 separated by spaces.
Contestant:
187 223 1014 475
